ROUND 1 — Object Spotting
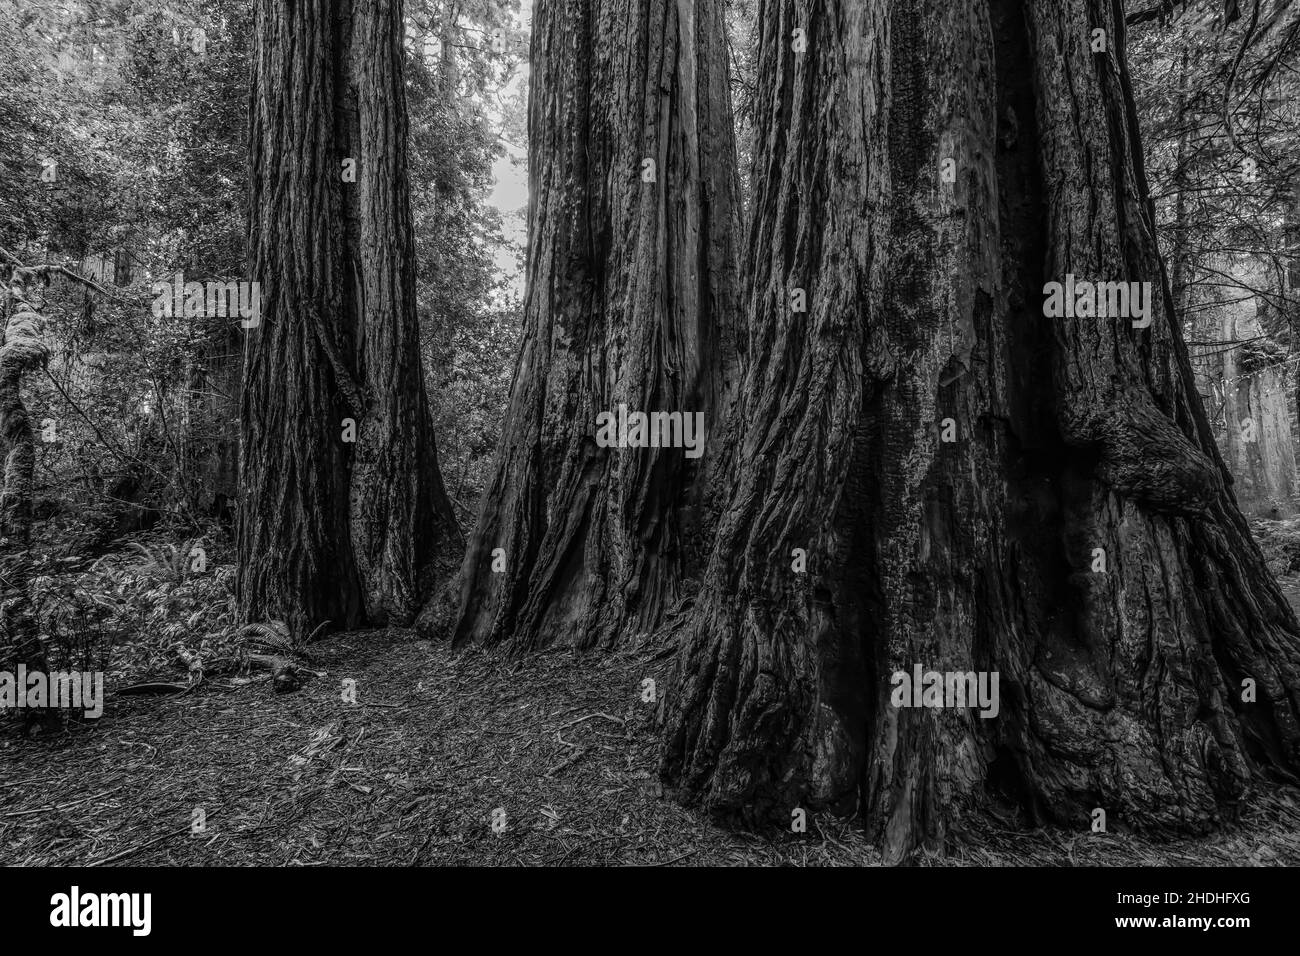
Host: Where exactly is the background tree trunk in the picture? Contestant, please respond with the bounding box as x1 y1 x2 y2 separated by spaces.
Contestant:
186 323 241 521
661 0 1300 863
1196 257 1298 518
438 0 744 651
1225 361 1297 516
241 0 458 637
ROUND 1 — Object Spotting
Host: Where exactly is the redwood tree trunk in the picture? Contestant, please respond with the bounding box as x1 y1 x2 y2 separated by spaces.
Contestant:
349 0 463 623
436 0 744 651
661 0 1300 863
240 0 459 638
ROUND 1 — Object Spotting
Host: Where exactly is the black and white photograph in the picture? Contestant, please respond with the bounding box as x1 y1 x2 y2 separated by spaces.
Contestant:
0 0 1295 938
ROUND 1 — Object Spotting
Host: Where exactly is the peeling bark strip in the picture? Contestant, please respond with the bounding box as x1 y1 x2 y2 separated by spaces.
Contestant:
240 0 460 637
660 0 1300 862
437 0 743 652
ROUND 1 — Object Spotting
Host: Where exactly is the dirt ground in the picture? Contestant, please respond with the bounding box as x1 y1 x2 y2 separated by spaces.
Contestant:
4 626 1300 866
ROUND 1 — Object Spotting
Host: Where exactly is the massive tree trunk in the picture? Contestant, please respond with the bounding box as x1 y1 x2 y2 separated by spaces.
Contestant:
661 0 1300 863
241 0 459 638
349 0 463 622
437 0 744 651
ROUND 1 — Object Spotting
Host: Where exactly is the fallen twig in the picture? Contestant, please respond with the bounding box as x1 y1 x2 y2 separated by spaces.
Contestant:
86 809 221 867
544 747 590 777
3 787 122 818
650 848 698 867
557 712 625 731
117 681 190 696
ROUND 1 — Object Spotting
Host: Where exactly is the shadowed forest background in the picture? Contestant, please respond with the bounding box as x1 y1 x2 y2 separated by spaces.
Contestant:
3 0 1300 866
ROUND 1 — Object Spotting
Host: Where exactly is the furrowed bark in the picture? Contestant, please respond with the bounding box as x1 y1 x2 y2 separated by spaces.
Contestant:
241 0 458 637
349 0 462 623
241 0 363 639
438 0 743 652
661 0 1300 863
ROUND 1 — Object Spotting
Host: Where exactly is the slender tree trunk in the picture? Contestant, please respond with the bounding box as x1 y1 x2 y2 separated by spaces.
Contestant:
207 326 241 521
661 0 1300 863
435 0 744 651
1168 47 1190 316
241 0 459 638
0 267 52 708
0 271 44 550
183 321 241 520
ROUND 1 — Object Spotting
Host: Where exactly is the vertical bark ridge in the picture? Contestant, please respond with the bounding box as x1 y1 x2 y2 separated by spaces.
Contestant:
441 0 743 652
661 0 892 820
241 0 457 635
351 0 462 624
242 1 363 638
660 0 1300 862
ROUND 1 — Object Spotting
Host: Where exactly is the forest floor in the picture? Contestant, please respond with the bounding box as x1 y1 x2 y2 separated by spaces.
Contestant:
4 529 1300 866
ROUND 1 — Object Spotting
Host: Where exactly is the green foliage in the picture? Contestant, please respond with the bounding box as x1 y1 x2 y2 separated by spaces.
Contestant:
0 0 528 654
30 532 237 678
3 0 527 534
122 536 203 582
407 0 525 515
